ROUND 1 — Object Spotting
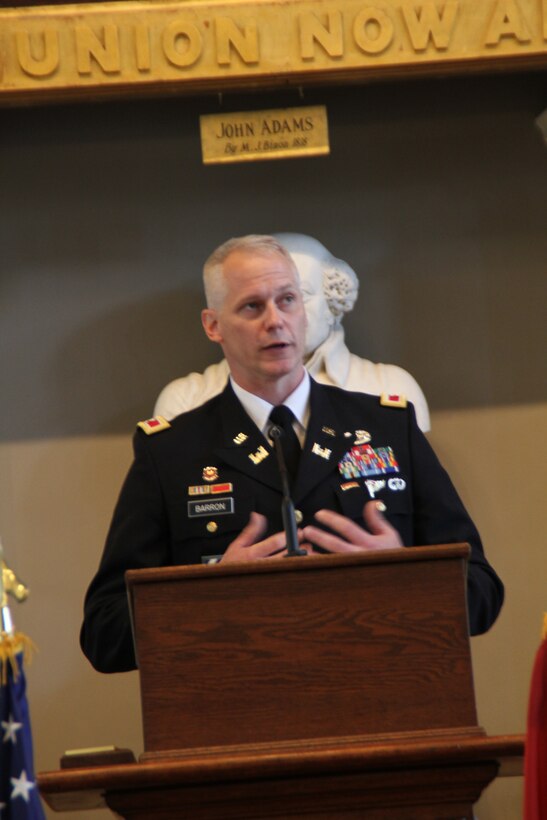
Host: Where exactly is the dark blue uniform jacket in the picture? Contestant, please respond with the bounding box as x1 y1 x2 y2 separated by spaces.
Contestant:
81 379 504 673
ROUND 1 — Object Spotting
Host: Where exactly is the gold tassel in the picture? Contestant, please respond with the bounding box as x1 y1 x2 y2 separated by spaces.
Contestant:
0 631 37 686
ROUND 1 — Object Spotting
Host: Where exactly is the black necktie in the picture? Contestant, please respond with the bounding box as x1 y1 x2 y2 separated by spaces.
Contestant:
269 405 301 482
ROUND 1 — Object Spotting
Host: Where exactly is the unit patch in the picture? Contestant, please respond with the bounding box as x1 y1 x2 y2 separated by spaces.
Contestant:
188 498 234 517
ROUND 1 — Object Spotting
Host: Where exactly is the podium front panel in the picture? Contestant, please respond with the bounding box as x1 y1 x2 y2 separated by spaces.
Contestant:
128 547 476 752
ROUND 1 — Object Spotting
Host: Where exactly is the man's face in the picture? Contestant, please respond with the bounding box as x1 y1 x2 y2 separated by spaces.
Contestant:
202 249 307 397
291 251 334 355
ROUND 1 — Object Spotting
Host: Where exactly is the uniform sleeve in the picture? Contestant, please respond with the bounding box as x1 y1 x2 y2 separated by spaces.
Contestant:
406 406 504 635
80 432 171 673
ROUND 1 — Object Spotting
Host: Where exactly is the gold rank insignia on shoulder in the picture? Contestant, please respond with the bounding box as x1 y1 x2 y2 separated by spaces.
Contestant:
380 393 407 409
137 415 171 435
233 432 248 445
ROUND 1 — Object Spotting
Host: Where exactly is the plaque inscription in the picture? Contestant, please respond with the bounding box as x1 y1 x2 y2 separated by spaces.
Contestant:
200 106 329 164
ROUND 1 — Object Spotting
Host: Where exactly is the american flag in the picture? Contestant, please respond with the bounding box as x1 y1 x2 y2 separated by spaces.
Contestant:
0 652 45 819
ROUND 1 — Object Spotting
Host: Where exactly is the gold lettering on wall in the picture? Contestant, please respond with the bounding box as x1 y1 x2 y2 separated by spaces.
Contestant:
162 21 202 68
75 24 121 74
15 29 60 77
484 0 532 46
299 12 344 60
401 2 459 51
134 24 152 72
353 8 394 55
1 0 545 103
215 17 259 65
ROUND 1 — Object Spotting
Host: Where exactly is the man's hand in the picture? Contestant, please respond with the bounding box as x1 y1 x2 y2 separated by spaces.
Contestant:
301 501 403 554
220 512 310 563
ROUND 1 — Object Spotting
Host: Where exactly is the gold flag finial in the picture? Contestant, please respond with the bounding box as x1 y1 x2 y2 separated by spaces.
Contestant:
0 538 29 609
0 538 34 684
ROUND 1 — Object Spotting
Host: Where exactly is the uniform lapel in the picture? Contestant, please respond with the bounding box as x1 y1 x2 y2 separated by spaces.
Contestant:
213 384 282 492
293 380 352 502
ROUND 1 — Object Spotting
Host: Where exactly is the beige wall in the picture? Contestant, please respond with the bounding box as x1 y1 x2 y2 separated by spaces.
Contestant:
1 71 546 818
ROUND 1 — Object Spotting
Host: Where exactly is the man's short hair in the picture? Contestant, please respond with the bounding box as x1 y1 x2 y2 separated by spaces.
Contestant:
203 235 299 309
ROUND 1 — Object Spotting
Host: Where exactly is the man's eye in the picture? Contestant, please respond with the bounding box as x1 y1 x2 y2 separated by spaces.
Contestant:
280 294 296 307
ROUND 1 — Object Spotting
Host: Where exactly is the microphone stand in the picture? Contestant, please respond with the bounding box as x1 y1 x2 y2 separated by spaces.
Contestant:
270 425 307 557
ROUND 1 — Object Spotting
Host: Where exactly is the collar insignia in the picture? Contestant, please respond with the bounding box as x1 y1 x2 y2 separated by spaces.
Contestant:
249 445 269 465
312 442 331 460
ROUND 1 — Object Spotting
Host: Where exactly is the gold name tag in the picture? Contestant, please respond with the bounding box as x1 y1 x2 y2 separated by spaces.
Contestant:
200 105 329 165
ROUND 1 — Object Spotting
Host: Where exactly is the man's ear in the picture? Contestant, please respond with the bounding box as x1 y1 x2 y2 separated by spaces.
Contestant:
202 308 222 343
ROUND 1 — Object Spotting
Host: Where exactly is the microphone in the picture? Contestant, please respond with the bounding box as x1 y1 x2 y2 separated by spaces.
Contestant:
269 425 307 557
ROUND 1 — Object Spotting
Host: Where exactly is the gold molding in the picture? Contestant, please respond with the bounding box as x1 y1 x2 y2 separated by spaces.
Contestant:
1 0 546 106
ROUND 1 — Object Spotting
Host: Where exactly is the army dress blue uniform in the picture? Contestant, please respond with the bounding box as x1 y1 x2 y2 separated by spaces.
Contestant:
80 379 504 673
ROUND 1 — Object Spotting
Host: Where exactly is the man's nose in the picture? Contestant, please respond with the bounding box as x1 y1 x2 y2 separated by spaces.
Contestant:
263 301 284 329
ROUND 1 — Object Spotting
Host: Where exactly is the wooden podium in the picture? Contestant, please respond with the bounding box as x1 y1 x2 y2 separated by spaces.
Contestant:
38 545 524 818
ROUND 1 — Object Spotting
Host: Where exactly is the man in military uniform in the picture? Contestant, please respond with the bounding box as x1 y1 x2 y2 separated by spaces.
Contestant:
81 235 503 674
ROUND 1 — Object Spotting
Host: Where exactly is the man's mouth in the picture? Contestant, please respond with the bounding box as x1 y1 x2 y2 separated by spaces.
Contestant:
263 342 291 350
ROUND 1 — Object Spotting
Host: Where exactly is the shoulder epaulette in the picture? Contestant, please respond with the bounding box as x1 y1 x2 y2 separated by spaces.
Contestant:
137 415 171 435
380 393 407 409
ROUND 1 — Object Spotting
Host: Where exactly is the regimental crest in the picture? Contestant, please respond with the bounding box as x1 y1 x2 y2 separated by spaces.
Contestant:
202 466 219 482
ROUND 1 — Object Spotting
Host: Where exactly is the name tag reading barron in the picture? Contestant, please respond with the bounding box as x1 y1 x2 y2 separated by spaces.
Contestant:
200 106 329 164
188 498 234 517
